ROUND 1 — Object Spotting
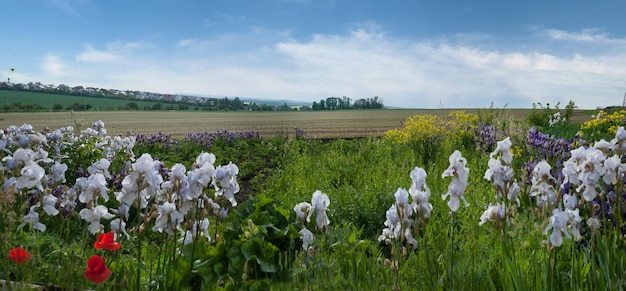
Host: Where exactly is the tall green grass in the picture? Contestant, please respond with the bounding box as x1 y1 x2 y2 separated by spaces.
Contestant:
255 110 626 289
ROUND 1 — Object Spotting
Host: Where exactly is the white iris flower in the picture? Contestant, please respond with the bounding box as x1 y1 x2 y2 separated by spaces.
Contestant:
308 190 330 230
441 150 470 212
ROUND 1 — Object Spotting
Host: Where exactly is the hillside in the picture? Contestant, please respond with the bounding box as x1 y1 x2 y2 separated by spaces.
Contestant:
0 90 163 111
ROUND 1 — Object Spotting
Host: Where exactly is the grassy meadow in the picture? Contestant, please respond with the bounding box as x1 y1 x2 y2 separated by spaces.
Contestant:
3 105 626 290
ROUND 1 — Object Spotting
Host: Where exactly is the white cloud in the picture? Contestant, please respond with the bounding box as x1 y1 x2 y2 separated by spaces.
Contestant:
268 28 626 108
176 38 198 48
76 45 121 63
75 41 148 63
545 28 626 44
35 26 626 109
41 54 67 77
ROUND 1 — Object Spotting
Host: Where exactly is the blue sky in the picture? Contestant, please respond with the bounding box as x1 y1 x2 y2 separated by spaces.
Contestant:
2 0 626 109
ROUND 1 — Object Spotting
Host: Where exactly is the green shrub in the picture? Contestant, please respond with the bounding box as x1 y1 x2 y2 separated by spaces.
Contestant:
200 195 298 288
579 109 626 142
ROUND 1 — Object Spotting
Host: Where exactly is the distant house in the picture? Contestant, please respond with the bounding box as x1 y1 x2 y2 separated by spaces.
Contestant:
135 92 147 99
72 86 85 93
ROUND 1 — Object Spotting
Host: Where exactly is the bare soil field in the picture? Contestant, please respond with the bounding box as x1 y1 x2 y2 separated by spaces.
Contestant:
2 109 593 139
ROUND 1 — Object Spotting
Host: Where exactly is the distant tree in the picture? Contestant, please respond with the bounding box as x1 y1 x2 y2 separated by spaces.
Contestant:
52 103 64 111
325 97 340 110
349 97 384 109
178 104 189 110
260 104 273 111
218 97 230 110
352 98 366 109
152 102 162 110
70 101 86 111
230 97 244 110
278 102 291 111
371 96 384 109
340 96 351 109
126 102 139 110
16 103 44 111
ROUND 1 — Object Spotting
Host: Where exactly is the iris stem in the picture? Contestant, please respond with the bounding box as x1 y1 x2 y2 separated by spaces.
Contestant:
136 191 142 291
449 211 455 290
189 200 201 281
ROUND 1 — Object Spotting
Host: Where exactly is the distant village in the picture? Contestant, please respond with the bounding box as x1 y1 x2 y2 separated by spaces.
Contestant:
0 80 384 111
1 81 238 105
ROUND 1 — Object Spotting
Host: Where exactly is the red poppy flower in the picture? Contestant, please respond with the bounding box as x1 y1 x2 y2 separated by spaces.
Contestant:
8 247 34 264
84 255 112 283
94 232 122 251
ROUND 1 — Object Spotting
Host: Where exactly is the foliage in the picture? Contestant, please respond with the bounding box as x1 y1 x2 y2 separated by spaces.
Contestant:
526 102 561 128
311 96 385 110
579 109 626 142
261 137 407 239
134 130 285 199
526 100 578 131
200 194 298 288
446 110 480 150
564 100 578 121
384 111 478 166
476 102 512 130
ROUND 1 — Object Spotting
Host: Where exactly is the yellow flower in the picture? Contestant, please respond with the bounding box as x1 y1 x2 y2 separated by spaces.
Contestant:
579 110 626 141
385 111 479 147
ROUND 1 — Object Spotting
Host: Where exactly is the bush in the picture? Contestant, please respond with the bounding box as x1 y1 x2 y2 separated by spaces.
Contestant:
579 109 626 142
385 111 478 166
526 102 560 128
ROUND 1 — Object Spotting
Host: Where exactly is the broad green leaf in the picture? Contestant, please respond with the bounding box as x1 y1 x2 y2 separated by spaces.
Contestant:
241 239 260 260
256 257 278 273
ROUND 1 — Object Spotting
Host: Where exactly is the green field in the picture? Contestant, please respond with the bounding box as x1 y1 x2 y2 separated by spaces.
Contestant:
0 90 164 111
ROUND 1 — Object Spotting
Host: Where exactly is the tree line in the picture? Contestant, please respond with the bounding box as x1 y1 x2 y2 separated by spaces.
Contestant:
311 96 384 110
